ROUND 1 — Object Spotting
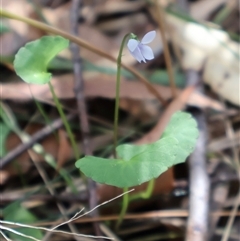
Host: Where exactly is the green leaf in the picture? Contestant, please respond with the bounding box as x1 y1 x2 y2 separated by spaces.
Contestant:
0 55 14 64
0 121 11 157
14 35 69 84
0 23 10 34
48 56 73 70
3 202 43 241
149 69 185 88
75 111 198 187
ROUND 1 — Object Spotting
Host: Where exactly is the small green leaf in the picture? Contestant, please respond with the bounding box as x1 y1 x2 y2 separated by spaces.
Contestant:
0 23 10 34
14 35 69 84
75 111 198 187
149 69 185 88
0 121 11 157
3 202 43 241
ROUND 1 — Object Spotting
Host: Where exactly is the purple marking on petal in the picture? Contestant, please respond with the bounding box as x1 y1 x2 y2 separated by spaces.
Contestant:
141 31 156 44
127 39 139 52
139 44 154 60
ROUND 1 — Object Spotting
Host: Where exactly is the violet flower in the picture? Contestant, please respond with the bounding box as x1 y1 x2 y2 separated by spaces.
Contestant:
127 31 156 63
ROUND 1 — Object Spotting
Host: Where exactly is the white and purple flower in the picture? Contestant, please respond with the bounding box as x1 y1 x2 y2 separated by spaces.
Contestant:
127 30 156 63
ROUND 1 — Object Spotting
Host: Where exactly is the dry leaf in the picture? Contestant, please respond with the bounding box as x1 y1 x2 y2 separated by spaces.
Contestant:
190 0 229 21
119 98 160 122
136 86 196 145
0 73 224 111
203 41 239 106
56 129 72 171
2 123 114 184
1 0 43 43
0 170 10 185
95 1 145 15
4 124 71 183
43 3 118 62
165 14 240 106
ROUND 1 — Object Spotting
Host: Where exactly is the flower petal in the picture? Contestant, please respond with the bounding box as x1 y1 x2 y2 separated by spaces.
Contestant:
141 30 156 44
131 47 146 63
139 45 154 60
127 39 139 52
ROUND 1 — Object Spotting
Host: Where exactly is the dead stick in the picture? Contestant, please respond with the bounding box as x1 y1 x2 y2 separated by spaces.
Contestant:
0 113 75 167
185 70 210 241
69 0 100 237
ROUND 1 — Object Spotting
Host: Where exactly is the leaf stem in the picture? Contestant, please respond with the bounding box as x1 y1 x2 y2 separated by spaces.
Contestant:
113 33 130 157
48 82 79 159
129 179 155 201
116 187 129 229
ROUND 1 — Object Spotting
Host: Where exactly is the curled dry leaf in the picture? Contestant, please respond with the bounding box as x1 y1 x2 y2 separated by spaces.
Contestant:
203 41 239 107
165 14 240 106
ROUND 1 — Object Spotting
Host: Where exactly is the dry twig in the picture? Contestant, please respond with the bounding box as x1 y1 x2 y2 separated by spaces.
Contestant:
0 113 75 167
186 70 210 241
69 0 100 236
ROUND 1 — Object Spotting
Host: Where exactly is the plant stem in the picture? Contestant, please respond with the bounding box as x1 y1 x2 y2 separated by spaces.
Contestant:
33 98 58 140
113 34 131 229
113 33 130 157
129 179 155 201
0 9 166 105
116 187 129 229
48 82 80 159
116 180 155 229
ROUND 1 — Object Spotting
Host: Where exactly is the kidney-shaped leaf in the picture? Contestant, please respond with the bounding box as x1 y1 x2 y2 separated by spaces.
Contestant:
14 36 69 84
75 111 199 187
